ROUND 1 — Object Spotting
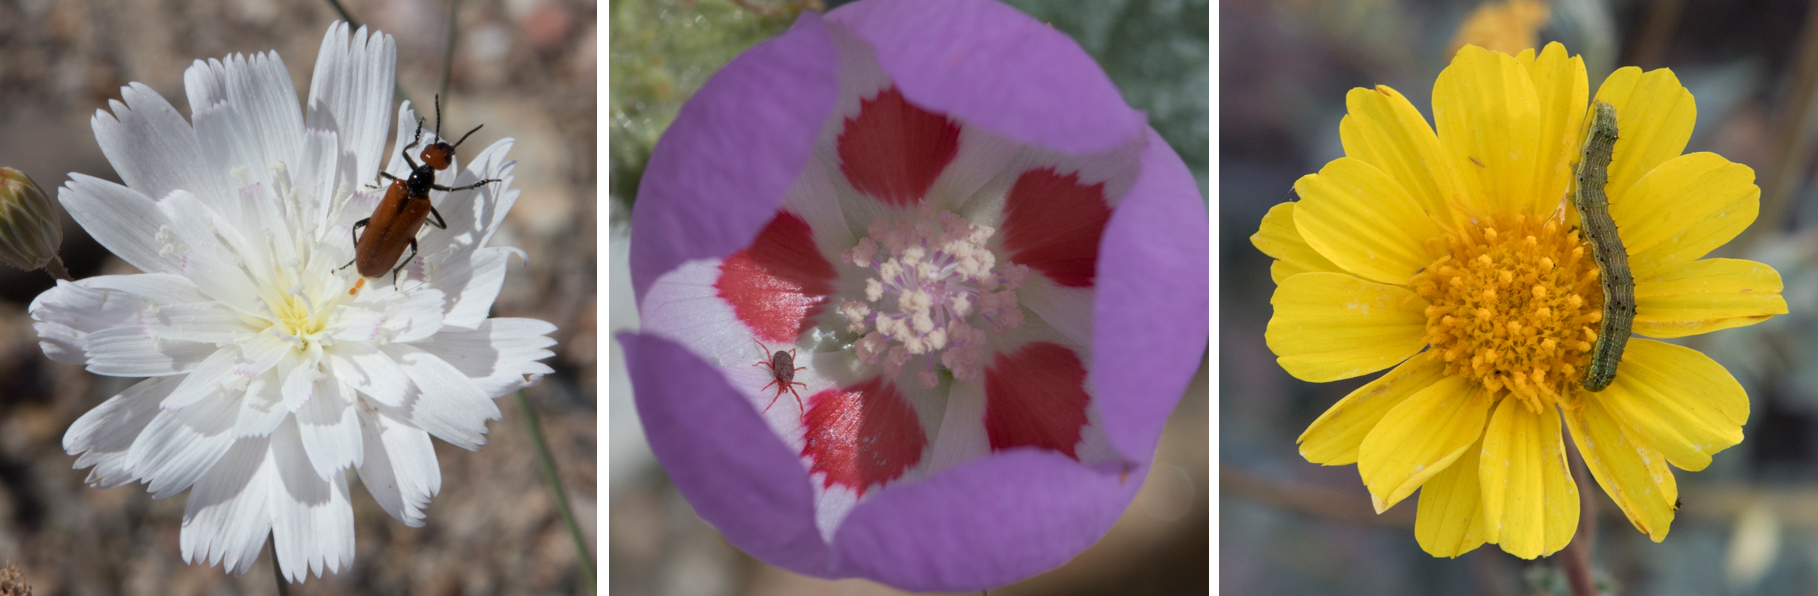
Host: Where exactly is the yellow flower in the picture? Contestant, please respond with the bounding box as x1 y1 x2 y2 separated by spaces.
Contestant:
1253 43 1787 560
1448 0 1550 58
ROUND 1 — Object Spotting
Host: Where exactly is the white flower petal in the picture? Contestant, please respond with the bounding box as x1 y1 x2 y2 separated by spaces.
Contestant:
31 278 153 364
157 191 264 314
355 406 440 527
183 52 305 190
268 420 355 581
84 327 217 377
295 128 343 243
326 343 409 407
296 380 363 479
382 287 446 343
58 174 181 274
66 376 178 488
279 352 322 413
85 273 211 305
232 373 287 439
389 345 499 450
306 22 396 185
147 302 251 344
129 387 238 498
640 258 766 368
783 155 857 252
431 246 515 329
181 437 274 575
323 304 385 342
1016 276 1094 349
412 318 557 397
925 375 990 473
92 82 225 204
161 333 289 410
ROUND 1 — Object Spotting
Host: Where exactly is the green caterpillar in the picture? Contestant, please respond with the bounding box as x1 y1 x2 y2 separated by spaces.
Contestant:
1575 100 1633 392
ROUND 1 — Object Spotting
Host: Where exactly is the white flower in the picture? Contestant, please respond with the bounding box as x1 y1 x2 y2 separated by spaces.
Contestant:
29 22 556 582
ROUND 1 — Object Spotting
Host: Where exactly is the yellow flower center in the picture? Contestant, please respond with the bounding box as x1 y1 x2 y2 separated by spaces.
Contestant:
1412 214 1604 412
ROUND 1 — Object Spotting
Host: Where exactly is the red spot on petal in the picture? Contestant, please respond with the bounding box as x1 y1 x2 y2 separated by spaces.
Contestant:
716 212 837 344
801 377 927 496
837 87 960 207
984 342 1091 459
1001 169 1112 288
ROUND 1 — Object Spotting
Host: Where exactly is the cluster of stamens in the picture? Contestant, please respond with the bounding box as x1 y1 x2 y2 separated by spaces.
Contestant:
839 208 1030 387
1411 214 1604 412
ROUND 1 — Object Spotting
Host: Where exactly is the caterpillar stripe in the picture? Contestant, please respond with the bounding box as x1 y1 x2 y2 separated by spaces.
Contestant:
1575 101 1633 392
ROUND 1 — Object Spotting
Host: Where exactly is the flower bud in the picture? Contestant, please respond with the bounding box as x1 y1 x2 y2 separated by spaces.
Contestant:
0 167 63 273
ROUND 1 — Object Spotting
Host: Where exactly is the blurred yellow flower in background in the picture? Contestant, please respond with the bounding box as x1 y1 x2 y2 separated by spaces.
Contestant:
1449 0 1550 57
1253 43 1787 559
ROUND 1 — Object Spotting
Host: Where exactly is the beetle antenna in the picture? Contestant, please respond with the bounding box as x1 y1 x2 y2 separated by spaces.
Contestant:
451 124 484 149
433 94 444 141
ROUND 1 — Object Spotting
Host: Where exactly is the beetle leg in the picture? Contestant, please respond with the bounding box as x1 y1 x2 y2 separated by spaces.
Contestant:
367 171 401 190
434 177 501 193
390 237 420 286
426 205 447 230
341 218 369 269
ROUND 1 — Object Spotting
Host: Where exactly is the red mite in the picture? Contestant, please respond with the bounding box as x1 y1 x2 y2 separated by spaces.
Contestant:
345 95 499 294
752 339 807 413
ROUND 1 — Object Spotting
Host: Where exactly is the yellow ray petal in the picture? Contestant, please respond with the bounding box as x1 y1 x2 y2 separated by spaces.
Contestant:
1357 375 1490 513
1594 67 1698 205
1415 435 1488 557
1300 356 1450 465
1610 153 1759 273
1516 43 1589 222
1434 45 1546 219
1339 85 1469 228
1563 396 1678 542
1634 257 1786 338
1293 158 1445 284
1266 272 1430 382
1596 338 1748 471
1252 202 1344 285
1477 399 1578 559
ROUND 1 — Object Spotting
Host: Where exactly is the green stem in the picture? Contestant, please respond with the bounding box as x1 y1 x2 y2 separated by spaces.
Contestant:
517 390 596 592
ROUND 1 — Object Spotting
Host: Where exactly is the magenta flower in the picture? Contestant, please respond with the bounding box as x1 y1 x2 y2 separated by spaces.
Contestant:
617 0 1206 590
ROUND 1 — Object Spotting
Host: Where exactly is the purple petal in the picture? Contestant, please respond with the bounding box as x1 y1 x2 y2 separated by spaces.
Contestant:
827 0 1146 155
616 332 832 575
1092 129 1208 460
831 448 1146 591
629 13 839 303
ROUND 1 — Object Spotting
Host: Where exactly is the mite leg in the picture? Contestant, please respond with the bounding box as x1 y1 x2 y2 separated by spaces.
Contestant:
340 218 370 269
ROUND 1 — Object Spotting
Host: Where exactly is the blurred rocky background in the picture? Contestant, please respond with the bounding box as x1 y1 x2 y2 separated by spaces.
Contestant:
1223 0 1818 594
0 0 596 593
607 0 1208 594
